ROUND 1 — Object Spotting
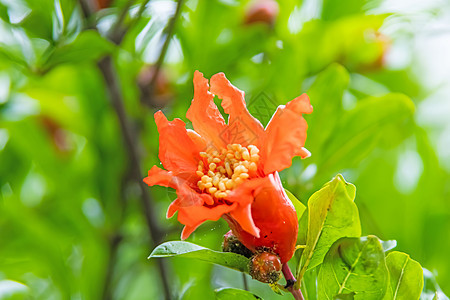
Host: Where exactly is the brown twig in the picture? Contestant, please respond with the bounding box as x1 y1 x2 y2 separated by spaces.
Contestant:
126 0 152 32
282 264 305 300
142 0 184 108
108 0 135 43
77 0 172 299
98 56 172 300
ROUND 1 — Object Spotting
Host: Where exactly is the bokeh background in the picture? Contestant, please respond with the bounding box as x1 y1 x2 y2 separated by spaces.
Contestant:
1 0 449 299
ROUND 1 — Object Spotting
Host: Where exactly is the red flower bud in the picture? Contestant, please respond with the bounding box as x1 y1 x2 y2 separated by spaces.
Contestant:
244 0 279 26
249 251 282 283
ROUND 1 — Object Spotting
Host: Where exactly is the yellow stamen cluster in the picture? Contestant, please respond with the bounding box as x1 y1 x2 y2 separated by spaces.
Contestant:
197 144 260 201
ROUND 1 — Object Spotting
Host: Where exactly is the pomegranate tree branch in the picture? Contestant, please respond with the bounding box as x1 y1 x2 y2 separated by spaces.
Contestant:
142 0 184 108
78 1 172 299
282 264 305 300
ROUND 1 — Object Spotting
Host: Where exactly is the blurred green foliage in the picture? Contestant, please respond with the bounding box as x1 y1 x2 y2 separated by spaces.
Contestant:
0 0 449 299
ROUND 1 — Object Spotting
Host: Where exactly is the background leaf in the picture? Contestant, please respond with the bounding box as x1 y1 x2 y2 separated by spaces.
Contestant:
285 188 306 221
43 30 113 70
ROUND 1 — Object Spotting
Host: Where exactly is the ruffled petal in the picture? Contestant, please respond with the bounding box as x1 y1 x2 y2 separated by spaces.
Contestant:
181 225 201 240
144 165 213 210
144 165 177 189
155 111 203 174
210 73 264 147
225 177 271 237
261 94 313 174
145 165 233 240
229 204 259 237
177 202 238 239
186 71 228 149
187 129 207 151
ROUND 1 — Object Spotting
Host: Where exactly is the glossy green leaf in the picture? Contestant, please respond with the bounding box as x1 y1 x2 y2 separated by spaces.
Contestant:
297 174 361 282
385 251 423 300
301 266 318 300
318 236 389 300
215 288 262 299
285 188 306 221
149 241 249 273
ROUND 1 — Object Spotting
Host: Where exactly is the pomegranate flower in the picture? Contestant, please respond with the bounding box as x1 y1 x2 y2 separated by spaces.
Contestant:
144 71 312 263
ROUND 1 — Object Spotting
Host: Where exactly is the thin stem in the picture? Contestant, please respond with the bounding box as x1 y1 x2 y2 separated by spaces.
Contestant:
97 56 172 300
126 0 152 31
282 264 305 300
108 0 135 43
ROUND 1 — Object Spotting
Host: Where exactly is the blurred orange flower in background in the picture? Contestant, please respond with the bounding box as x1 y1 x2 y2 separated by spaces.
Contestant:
144 71 312 262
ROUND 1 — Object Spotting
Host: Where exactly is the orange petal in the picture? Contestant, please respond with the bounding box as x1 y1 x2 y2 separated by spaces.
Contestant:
187 129 207 151
176 202 237 239
181 225 201 240
229 204 259 238
144 165 175 188
186 71 228 149
167 200 179 218
155 111 203 174
261 94 313 174
210 72 264 147
145 165 213 214
225 177 271 237
175 182 212 207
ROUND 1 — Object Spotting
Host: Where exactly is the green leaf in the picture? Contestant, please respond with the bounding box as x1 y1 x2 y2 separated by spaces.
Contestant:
317 93 415 176
43 30 113 70
296 174 361 282
301 266 319 300
215 288 262 299
322 0 365 20
321 0 382 21
149 241 249 273
285 188 306 221
385 251 423 300
0 3 9 23
307 63 350 157
318 236 389 300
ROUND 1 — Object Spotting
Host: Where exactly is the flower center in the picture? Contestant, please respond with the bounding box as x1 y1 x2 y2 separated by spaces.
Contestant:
196 144 260 200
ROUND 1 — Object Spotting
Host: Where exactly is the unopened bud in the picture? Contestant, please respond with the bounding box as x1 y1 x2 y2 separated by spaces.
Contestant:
244 0 279 26
249 251 282 284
